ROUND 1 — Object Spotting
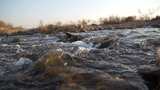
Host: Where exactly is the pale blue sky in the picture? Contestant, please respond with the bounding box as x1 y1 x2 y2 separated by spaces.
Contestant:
0 0 160 27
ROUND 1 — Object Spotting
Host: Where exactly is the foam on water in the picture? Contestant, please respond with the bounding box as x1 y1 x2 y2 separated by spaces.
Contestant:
72 41 93 48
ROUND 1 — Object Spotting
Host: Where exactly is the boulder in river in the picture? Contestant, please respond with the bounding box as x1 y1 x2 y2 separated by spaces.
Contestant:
156 47 160 66
64 32 84 42
83 36 118 49
145 38 160 47
33 49 73 76
59 73 144 90
138 65 160 90
13 57 33 71
29 49 148 90
97 36 118 49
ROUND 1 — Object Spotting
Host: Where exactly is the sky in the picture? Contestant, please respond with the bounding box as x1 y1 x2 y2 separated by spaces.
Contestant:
0 0 160 28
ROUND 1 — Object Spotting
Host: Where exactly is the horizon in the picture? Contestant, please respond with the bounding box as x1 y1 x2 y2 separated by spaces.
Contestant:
0 0 160 28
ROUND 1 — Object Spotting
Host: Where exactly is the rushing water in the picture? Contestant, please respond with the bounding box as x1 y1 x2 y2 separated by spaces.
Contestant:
0 28 160 90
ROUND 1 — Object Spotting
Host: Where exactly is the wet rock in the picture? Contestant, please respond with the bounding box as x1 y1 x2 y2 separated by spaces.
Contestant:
98 37 118 49
33 49 73 76
156 47 160 66
13 57 33 71
59 73 146 90
138 65 160 90
14 57 33 66
145 38 160 47
25 49 148 90
83 36 118 49
1 37 20 44
64 32 84 42
8 64 147 90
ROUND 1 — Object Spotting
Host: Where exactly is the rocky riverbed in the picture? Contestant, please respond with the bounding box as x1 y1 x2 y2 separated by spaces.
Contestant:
0 28 160 90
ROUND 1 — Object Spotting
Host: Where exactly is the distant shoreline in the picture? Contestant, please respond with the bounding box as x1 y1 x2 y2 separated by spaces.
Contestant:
0 16 160 36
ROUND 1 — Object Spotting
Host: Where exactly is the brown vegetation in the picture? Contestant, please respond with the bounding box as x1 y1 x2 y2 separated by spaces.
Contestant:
37 15 160 34
156 47 160 66
0 15 160 35
0 20 24 35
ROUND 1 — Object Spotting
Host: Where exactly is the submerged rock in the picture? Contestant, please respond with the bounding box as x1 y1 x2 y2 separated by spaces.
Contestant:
14 57 33 66
12 57 33 71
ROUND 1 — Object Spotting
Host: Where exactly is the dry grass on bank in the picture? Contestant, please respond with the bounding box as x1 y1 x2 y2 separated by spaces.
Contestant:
0 16 160 35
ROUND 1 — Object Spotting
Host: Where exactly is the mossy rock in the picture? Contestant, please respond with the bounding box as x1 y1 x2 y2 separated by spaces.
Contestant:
34 50 73 75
